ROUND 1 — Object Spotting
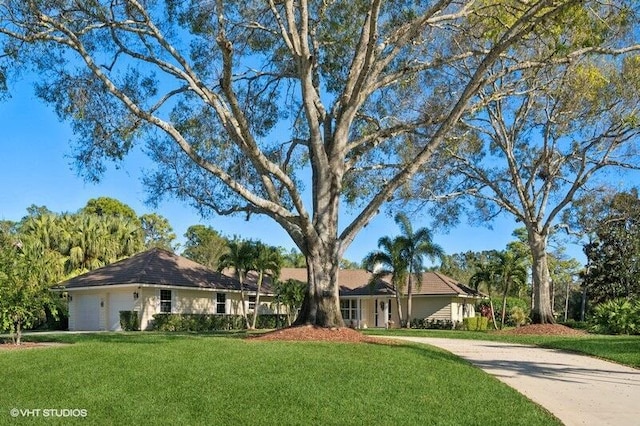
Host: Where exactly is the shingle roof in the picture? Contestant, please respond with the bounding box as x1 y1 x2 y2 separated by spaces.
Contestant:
61 248 270 293
279 268 481 298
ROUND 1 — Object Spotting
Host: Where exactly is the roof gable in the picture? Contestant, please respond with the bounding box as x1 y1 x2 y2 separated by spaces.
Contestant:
61 248 257 292
279 268 480 297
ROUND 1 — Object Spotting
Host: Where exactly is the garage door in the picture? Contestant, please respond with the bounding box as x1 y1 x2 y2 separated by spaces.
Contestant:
108 293 134 331
75 295 101 331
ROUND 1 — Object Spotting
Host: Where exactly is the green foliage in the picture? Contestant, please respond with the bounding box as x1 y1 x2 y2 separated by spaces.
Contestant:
463 316 489 331
81 197 139 222
273 279 306 326
150 313 287 331
139 213 176 251
0 235 60 344
584 190 640 304
590 299 640 335
496 297 531 327
509 306 527 327
410 318 460 330
182 225 229 270
119 311 140 331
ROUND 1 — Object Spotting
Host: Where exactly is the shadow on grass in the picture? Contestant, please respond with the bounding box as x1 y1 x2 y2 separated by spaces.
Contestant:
18 330 251 345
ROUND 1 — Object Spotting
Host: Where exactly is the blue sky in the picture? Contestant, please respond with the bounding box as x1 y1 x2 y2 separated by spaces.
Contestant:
0 80 584 265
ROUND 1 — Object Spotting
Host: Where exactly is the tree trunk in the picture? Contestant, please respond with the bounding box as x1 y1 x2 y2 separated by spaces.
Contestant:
293 250 345 328
251 271 264 330
489 297 499 330
580 285 587 322
405 276 413 328
500 281 510 330
237 271 250 329
529 231 555 324
394 286 404 328
564 280 570 322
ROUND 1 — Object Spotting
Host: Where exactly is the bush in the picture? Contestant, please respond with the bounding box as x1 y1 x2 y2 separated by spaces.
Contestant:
255 314 288 329
509 306 527 327
149 314 289 332
590 298 640 335
463 316 488 331
410 318 460 330
119 311 140 331
494 298 530 327
151 314 245 332
561 319 590 330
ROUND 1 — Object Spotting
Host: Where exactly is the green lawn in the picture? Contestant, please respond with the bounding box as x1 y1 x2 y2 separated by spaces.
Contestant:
363 329 640 368
1 333 560 425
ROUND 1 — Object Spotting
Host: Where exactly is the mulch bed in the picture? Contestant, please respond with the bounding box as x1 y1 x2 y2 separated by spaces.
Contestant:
497 324 588 336
251 325 390 343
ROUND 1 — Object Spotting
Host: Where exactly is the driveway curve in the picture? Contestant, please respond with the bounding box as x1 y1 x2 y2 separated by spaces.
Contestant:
381 336 640 426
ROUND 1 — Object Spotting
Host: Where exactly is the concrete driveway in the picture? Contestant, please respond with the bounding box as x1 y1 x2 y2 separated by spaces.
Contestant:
381 336 640 426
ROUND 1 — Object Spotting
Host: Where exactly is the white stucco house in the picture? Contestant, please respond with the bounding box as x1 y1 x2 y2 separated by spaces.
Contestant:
279 268 482 328
61 248 280 331
61 248 482 331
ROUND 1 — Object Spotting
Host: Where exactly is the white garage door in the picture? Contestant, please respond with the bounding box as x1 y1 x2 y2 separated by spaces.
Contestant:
75 295 101 331
108 293 134 331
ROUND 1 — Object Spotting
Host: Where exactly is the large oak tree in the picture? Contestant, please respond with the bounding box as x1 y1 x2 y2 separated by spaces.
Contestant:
1 0 634 326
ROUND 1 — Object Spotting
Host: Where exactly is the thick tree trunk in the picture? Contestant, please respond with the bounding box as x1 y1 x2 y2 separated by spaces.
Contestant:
293 250 345 328
529 232 555 324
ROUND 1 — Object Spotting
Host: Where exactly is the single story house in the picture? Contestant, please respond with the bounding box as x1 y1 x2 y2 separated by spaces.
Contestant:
61 248 482 331
279 268 482 328
61 248 280 331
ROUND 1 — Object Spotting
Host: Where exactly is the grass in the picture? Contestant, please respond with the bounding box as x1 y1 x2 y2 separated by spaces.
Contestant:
363 328 640 368
0 333 560 425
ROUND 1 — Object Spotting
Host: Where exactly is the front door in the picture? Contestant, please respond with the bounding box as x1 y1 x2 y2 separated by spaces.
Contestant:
376 300 389 328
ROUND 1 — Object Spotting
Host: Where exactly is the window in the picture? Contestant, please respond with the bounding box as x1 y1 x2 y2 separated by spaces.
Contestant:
160 290 172 313
248 295 256 311
340 300 359 321
216 293 226 314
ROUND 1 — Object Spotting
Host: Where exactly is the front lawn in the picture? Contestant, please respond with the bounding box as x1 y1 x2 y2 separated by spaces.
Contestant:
1 333 560 425
364 329 640 368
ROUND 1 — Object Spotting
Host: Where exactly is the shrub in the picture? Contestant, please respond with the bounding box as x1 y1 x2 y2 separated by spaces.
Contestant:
590 298 640 335
151 314 245 332
149 314 288 332
463 316 488 331
255 314 288 329
509 306 527 327
561 319 590 330
119 311 140 331
410 318 459 330
494 298 530 327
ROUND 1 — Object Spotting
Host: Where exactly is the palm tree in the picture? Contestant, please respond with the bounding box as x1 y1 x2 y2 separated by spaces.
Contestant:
218 239 255 329
363 236 408 327
469 262 499 330
251 243 282 329
394 213 444 328
494 251 528 329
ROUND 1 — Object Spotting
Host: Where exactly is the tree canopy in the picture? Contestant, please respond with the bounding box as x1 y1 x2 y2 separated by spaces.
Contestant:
2 0 637 326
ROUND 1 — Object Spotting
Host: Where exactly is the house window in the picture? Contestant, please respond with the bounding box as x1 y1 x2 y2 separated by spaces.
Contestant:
160 290 172 313
216 293 226 314
340 300 359 321
248 295 256 311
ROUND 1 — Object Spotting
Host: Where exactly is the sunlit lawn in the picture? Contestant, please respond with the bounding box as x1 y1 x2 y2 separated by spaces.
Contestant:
364 328 640 368
1 333 560 425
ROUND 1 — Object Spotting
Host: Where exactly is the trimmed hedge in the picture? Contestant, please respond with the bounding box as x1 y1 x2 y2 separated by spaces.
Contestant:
119 311 140 331
150 313 288 332
410 318 460 330
463 316 488 331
